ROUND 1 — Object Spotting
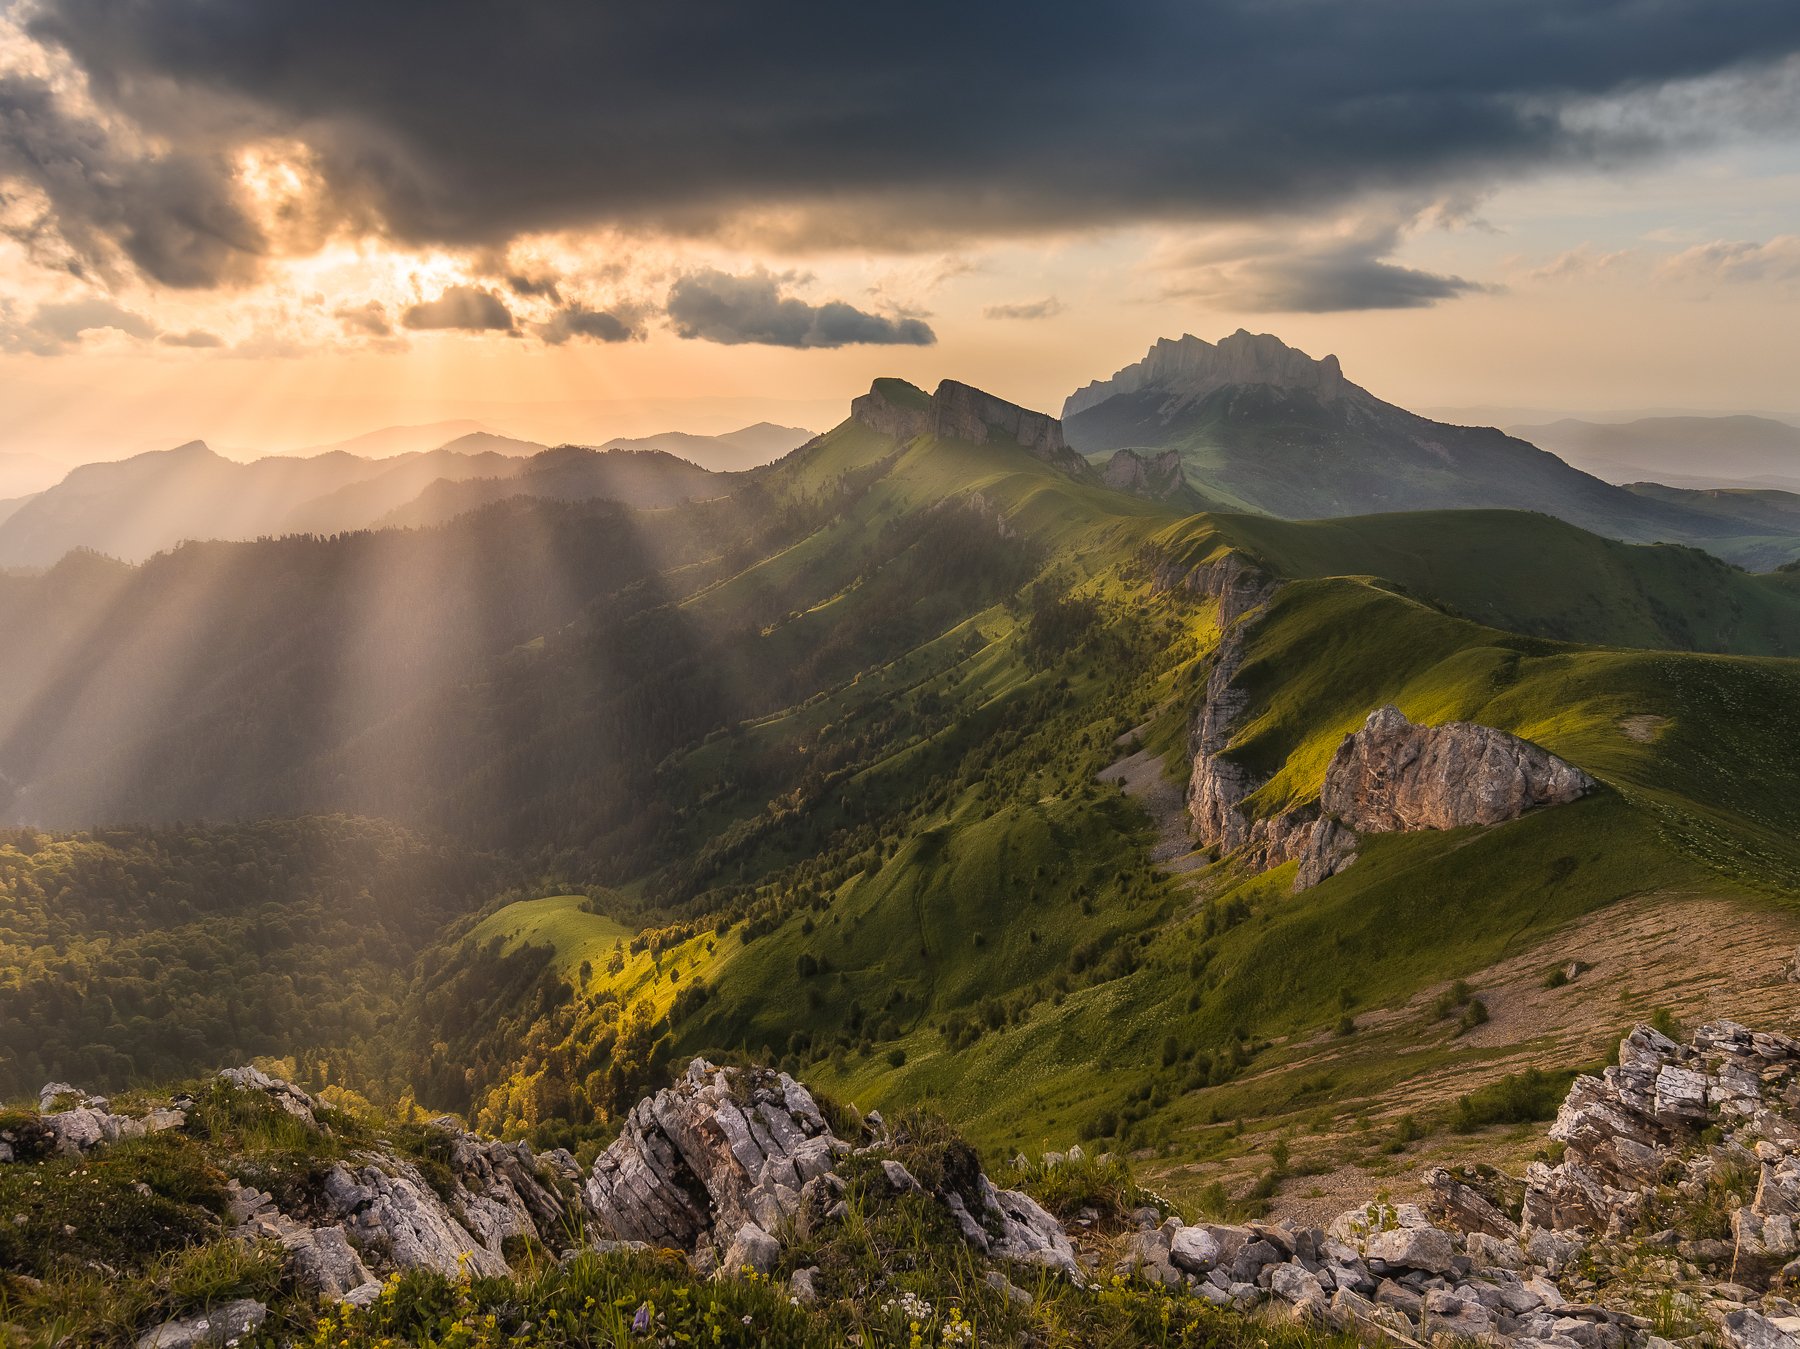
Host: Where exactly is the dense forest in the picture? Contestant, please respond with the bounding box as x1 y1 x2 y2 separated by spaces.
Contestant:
0 817 498 1100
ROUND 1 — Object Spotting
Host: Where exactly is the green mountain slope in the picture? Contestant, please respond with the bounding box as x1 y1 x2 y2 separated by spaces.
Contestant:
7 374 1800 1220
1154 510 1800 654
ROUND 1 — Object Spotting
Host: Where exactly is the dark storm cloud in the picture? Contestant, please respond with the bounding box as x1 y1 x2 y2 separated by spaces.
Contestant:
536 304 642 345
1261 259 1485 313
506 273 563 302
17 0 1800 269
1170 226 1493 312
666 270 935 348
399 285 516 332
0 72 267 287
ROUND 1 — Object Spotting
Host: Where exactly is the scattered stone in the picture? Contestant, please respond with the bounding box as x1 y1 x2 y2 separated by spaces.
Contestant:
722 1222 780 1276
789 1266 820 1304
1363 1224 1456 1275
134 1299 266 1349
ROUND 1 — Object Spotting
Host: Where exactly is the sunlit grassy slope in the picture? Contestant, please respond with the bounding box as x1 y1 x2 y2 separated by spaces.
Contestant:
439 403 1800 1193
1157 510 1800 654
469 894 632 971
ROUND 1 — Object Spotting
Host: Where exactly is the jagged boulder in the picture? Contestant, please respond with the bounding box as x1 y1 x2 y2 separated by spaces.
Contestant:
585 1059 1081 1281
1320 705 1593 835
585 1058 844 1257
317 1158 511 1278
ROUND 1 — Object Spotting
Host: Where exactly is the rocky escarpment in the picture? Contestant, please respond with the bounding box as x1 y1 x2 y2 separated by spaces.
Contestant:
1168 561 1596 890
586 1058 1080 1280
1102 447 1189 501
1115 1020 1800 1349
1064 329 1351 420
850 377 1094 479
1324 705 1595 834
1152 549 1345 885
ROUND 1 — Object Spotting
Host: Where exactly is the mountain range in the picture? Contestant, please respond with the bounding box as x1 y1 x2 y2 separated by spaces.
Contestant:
1065 330 1800 568
6 343 1800 1349
0 423 814 566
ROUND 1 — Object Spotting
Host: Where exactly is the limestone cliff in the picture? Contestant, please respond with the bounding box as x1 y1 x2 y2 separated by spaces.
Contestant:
850 377 1094 478
1321 705 1595 835
1102 447 1189 501
1166 550 1594 891
1064 329 1350 420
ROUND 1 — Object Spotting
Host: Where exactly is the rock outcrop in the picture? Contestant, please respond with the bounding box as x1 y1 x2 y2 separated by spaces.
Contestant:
1322 705 1594 834
90 1067 582 1298
1526 1021 1800 1260
1117 1021 1800 1349
584 1058 1082 1280
1165 564 1595 891
1151 548 1277 629
850 377 1094 478
849 378 933 442
1064 329 1350 420
585 1058 845 1262
1102 447 1189 501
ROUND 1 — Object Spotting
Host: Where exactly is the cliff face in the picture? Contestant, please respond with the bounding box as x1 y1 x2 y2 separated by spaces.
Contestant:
849 378 1094 478
849 379 933 442
1102 447 1187 500
1321 705 1595 834
1064 329 1351 420
1164 550 1594 890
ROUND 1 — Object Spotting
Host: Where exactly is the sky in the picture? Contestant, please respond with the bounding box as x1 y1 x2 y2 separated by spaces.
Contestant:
1 0 1798 463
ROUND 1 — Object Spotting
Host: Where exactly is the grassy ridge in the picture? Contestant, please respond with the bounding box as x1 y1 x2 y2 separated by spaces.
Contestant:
1156 511 1800 654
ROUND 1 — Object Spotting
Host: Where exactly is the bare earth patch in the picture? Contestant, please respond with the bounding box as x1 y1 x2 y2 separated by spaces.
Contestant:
1144 889 1800 1226
1619 713 1669 743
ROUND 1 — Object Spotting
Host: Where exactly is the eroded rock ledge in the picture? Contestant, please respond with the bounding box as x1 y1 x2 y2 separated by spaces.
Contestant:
1119 1020 1800 1349
850 377 1093 478
1161 547 1594 890
1324 704 1595 835
585 1058 1080 1280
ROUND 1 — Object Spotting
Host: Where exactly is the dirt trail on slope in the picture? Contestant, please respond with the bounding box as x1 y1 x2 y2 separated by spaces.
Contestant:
1101 722 1210 874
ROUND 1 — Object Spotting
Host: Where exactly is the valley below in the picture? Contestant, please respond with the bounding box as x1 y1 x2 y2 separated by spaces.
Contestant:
5 339 1800 1347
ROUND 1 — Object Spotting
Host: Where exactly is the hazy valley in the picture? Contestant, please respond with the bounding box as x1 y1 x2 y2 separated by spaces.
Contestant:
3 326 1800 1345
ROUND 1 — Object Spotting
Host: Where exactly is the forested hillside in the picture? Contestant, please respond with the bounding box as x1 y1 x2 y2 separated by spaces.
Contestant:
5 379 1800 1224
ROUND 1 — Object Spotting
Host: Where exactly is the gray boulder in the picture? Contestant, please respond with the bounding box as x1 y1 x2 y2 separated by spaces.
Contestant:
135 1300 266 1349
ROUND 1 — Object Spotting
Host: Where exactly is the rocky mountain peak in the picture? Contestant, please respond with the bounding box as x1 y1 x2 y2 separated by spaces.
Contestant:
850 377 1092 477
1062 329 1349 419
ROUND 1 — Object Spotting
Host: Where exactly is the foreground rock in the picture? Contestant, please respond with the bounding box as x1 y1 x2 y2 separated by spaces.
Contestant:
7 1065 591 1303
1117 1020 1800 1349
135 1298 267 1349
585 1058 1082 1280
12 1056 1086 1323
